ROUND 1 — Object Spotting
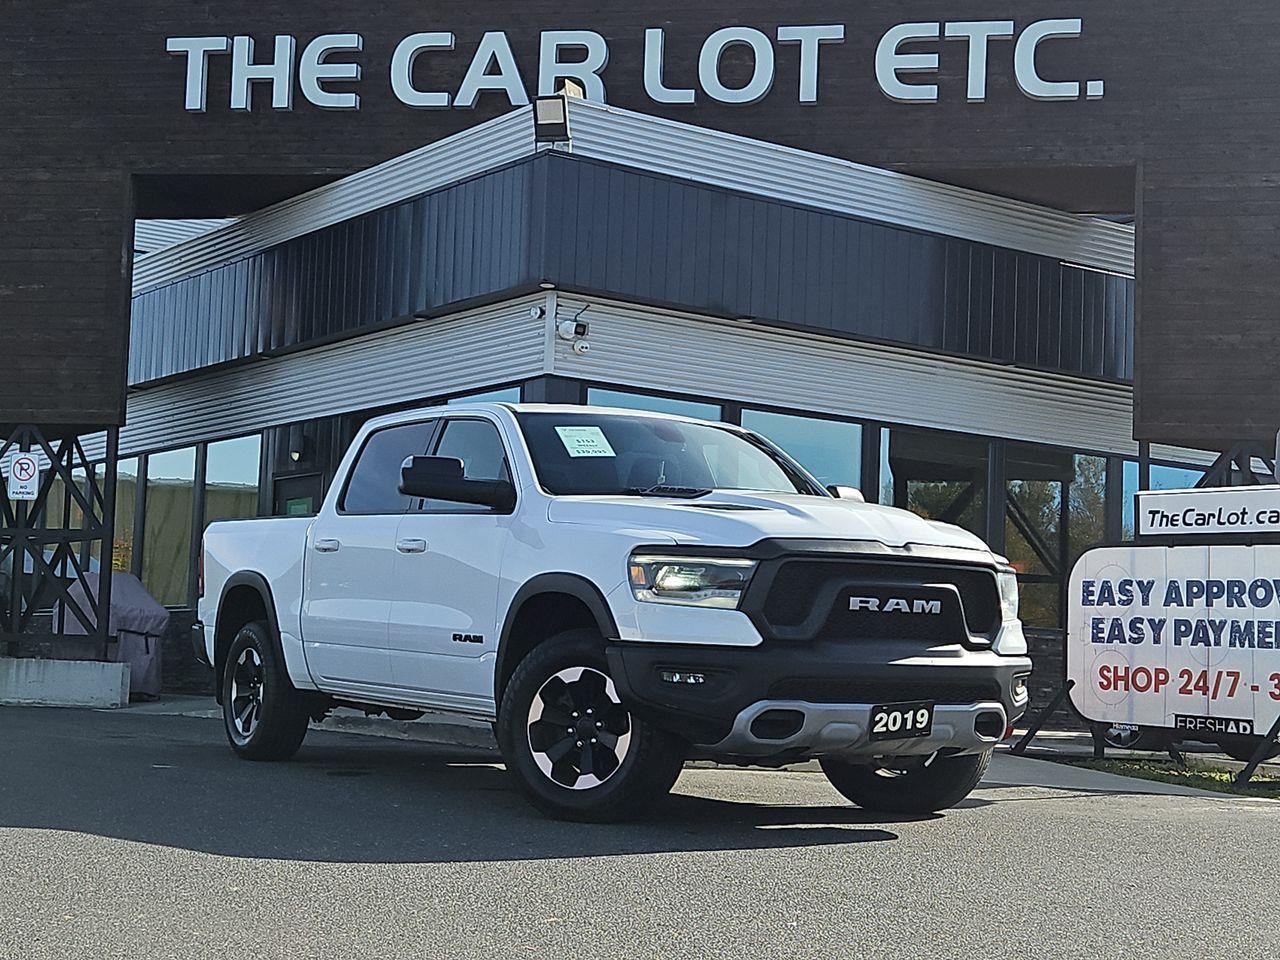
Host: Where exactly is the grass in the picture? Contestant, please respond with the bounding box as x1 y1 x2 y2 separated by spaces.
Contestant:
1059 757 1280 798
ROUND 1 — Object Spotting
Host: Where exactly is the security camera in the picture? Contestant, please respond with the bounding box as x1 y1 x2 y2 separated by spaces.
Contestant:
557 319 589 341
571 339 591 356
529 305 546 319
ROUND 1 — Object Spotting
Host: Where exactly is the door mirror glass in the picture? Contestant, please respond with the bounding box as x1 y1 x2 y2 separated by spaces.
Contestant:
827 484 865 502
399 456 515 512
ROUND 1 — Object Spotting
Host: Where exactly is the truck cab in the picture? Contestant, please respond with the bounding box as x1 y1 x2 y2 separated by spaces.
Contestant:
198 403 1031 821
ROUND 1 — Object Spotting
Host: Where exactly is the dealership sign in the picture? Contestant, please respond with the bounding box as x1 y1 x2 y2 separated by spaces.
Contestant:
166 18 1107 113
1067 545 1280 736
1137 486 1280 538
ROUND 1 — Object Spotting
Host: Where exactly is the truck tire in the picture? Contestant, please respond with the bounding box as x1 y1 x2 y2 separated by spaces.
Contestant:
221 620 310 761
497 629 685 822
820 749 992 814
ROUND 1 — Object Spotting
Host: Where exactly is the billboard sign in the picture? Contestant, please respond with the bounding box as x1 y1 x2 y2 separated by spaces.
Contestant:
1067 544 1280 735
1136 486 1280 539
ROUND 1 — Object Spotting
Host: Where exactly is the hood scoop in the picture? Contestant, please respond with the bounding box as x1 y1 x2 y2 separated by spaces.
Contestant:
680 502 768 511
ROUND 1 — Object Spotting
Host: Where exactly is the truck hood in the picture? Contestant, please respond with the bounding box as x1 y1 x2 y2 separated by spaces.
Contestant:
546 491 994 554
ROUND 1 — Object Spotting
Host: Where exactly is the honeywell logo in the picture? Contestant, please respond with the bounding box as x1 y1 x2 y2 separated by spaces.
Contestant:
849 597 943 614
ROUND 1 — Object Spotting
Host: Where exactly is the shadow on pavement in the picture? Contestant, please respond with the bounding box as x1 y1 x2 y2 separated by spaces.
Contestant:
0 708 902 864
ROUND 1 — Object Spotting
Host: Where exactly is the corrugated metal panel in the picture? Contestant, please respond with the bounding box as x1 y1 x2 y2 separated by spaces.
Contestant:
563 100 1135 277
134 219 236 255
128 161 540 385
538 155 1133 381
84 297 545 460
549 295 1145 458
131 108 536 296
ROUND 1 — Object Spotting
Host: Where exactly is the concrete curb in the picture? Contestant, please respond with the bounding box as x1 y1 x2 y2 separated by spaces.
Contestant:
1 658 131 709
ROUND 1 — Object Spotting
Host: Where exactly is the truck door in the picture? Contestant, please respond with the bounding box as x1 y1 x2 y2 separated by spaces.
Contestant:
388 416 513 712
301 419 438 696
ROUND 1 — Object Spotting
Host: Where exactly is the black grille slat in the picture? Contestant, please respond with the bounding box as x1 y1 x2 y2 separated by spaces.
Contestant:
768 678 1003 704
752 557 1001 643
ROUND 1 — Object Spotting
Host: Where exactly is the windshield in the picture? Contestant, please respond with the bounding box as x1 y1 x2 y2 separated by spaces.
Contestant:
515 412 824 497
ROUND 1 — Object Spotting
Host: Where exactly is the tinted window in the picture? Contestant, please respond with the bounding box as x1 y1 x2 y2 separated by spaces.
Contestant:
516 412 818 497
741 410 862 489
423 418 511 512
341 421 436 514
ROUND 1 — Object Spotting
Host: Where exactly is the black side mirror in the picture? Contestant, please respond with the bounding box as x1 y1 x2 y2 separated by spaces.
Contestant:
399 456 516 512
827 484 866 503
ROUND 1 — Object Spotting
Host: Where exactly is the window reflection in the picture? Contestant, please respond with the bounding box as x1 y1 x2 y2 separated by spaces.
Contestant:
741 410 862 490
142 448 195 606
205 436 261 529
880 428 987 536
587 388 721 421
1121 460 1204 538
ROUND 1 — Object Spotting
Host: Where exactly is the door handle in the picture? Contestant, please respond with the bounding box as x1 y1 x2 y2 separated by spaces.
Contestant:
314 538 341 553
396 538 428 554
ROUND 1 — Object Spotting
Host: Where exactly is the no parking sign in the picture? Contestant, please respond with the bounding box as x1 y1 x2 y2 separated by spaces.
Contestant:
6 452 39 501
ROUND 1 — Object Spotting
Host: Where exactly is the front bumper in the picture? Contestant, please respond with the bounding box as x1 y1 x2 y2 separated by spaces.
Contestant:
606 639 1031 757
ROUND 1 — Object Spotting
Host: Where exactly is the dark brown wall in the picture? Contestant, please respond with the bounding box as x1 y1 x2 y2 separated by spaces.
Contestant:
2 1 1278 446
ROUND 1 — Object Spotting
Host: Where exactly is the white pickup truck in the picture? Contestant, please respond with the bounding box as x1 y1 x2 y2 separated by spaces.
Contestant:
196 403 1031 821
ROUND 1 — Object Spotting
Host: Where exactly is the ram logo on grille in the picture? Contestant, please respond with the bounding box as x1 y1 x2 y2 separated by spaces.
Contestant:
848 597 943 615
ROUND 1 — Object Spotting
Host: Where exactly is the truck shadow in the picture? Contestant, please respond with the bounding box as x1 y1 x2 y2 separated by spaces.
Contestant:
0 710 909 864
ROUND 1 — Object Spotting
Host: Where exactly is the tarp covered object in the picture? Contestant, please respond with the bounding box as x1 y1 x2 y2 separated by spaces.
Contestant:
64 572 170 697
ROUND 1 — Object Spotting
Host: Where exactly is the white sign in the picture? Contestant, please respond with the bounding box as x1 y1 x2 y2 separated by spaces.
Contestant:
166 18 1105 113
1137 486 1280 538
1067 545 1280 737
555 426 616 458
7 453 40 501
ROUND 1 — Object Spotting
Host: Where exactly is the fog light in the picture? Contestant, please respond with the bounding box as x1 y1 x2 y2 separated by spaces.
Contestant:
660 671 706 685
1012 675 1029 705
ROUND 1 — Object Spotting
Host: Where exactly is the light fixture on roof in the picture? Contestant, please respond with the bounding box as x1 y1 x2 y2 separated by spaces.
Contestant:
533 91 573 144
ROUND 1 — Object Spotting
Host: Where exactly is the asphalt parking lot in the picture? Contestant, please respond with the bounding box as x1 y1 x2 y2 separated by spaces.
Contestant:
2 707 1278 960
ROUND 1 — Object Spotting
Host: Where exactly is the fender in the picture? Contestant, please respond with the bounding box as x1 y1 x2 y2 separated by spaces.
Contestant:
494 573 620 700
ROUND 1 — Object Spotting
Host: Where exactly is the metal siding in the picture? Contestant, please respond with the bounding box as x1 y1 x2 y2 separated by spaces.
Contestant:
562 100 1135 277
550 296 1142 458
85 298 546 460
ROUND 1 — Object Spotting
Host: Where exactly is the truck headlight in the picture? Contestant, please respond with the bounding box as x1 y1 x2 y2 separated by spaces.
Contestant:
997 568 1020 622
628 555 757 609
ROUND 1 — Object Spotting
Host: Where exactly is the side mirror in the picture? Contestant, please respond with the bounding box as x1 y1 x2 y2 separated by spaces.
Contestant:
827 484 865 503
399 456 516 512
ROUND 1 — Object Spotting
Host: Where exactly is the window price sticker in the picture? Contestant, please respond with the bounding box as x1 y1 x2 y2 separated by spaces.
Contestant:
554 426 617 458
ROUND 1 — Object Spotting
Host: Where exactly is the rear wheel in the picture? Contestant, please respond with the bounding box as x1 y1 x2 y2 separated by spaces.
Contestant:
221 621 310 761
820 750 991 813
497 629 685 822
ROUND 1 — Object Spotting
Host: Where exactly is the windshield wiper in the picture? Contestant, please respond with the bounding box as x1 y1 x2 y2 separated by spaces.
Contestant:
621 484 713 499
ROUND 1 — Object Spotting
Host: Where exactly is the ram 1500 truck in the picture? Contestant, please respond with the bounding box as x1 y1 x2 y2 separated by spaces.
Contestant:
196 403 1031 821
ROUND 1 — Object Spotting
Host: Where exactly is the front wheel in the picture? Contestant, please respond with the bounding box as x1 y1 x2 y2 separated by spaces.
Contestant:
221 621 310 761
820 750 992 813
497 629 685 822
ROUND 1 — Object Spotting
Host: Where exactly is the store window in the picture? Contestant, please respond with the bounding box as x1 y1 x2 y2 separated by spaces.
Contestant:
1004 445 1108 629
447 387 521 405
97 457 139 575
741 410 862 490
587 388 721 421
880 428 987 536
204 436 262 529
141 448 196 605
1121 461 1204 538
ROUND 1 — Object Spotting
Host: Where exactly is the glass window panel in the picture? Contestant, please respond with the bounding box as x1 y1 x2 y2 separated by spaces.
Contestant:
447 387 520 405
424 418 512 513
96 457 139 575
1122 460 1205 538
205 436 262 529
341 421 437 515
587 388 721 421
880 428 987 536
141 448 195 606
741 410 862 489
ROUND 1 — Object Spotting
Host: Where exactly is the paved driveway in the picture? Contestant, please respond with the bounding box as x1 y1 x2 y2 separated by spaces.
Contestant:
1 707 1277 959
